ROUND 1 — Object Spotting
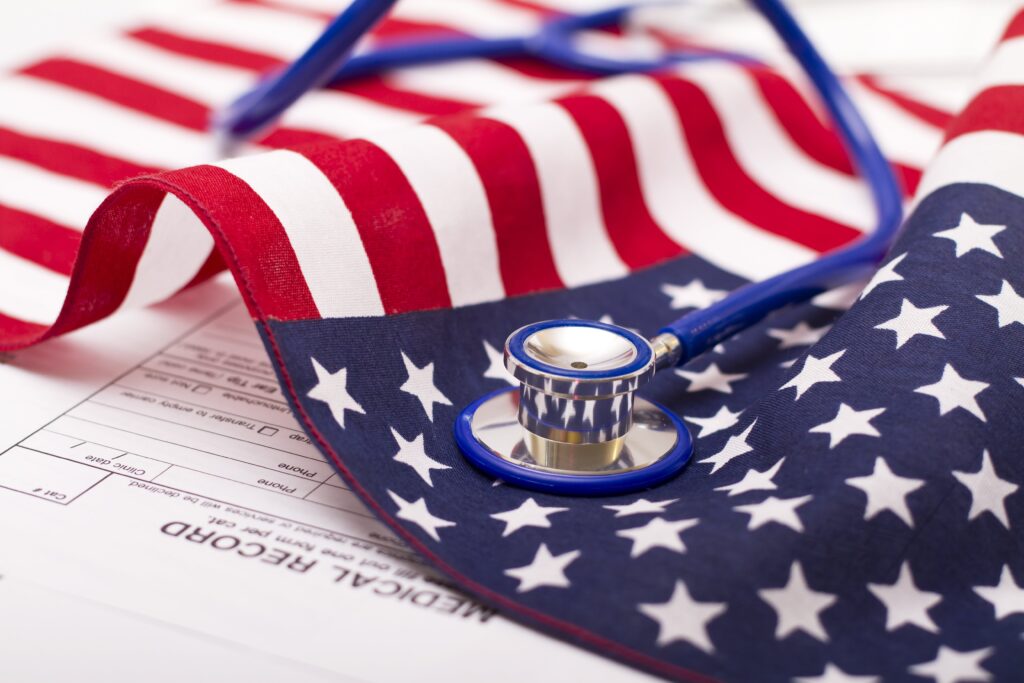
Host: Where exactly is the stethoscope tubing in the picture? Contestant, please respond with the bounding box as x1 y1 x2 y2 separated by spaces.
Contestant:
214 0 903 367
214 2 762 141
659 0 903 365
211 0 906 494
212 0 401 140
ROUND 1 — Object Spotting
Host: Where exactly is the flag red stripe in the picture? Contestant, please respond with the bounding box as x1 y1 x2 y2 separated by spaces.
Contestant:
0 126 155 186
558 95 687 269
496 57 595 83
1001 9 1024 40
943 85 1024 141
300 140 452 314
129 27 282 72
660 77 861 253
857 75 953 130
155 165 320 320
751 70 919 196
129 28 476 119
182 249 227 290
433 115 564 296
20 57 361 156
895 164 920 196
0 313 48 348
372 19 465 40
0 205 80 275
334 79 475 116
21 59 210 132
750 69 856 176
37 184 168 344
258 127 340 148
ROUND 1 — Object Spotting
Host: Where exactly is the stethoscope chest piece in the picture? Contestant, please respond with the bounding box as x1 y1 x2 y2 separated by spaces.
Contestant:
454 320 693 495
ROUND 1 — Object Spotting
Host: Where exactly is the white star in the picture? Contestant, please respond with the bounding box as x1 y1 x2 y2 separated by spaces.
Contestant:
846 457 924 526
795 663 879 683
399 352 452 421
735 494 812 532
661 279 728 310
953 450 1019 528
504 543 580 593
482 340 515 384
307 357 365 429
715 458 785 496
490 498 568 537
675 362 747 394
978 280 1024 328
860 253 906 300
814 281 868 310
809 403 884 448
685 405 742 438
781 350 845 400
387 490 455 541
914 363 989 421
638 580 727 652
699 420 757 474
604 498 679 517
767 322 830 349
909 646 993 683
934 212 1005 258
974 566 1024 620
390 429 449 486
874 299 947 348
758 562 837 641
868 562 941 633
617 517 699 558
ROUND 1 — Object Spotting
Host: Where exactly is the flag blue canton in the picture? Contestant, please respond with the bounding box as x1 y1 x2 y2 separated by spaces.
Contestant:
264 182 1024 682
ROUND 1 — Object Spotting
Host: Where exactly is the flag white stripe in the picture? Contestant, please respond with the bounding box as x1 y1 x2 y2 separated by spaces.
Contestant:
154 3 325 61
979 36 1024 89
518 0 626 11
119 195 215 310
365 125 505 307
150 2 570 110
680 63 874 232
64 34 419 139
281 90 422 139
913 130 1024 208
846 79 944 168
870 74 970 113
390 0 541 36
61 36 249 108
271 0 542 36
592 75 815 280
217 150 385 318
0 154 106 229
0 76 221 169
388 60 578 106
485 102 630 287
0 249 68 325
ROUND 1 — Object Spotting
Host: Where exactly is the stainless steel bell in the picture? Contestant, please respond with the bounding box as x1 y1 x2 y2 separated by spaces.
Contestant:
453 319 691 494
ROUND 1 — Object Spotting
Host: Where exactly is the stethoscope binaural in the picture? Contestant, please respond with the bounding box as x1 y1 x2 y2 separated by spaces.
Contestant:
215 0 904 496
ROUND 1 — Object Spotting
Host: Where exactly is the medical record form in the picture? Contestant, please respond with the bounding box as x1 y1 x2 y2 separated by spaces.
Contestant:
0 276 651 683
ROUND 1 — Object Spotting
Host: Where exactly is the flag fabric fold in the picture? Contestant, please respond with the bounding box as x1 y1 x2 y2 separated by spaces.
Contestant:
0 0 1021 680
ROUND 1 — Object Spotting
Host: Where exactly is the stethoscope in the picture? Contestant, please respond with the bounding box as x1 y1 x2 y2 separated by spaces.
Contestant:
214 0 903 496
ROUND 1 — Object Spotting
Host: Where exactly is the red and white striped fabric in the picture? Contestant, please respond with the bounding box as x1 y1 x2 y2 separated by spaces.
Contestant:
0 0 958 351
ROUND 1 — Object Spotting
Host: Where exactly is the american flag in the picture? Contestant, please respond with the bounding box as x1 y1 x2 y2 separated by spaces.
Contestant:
1 0 1022 680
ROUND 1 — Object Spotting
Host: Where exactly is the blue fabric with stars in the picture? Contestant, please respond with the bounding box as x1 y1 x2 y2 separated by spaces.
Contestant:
260 183 1024 682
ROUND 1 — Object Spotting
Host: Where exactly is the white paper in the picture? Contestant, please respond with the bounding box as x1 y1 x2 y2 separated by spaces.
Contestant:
0 277 653 683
